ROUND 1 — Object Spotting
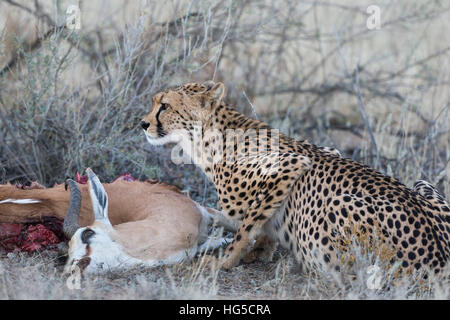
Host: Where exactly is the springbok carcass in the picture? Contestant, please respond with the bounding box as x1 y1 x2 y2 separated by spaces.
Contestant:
62 169 236 274
0 171 236 273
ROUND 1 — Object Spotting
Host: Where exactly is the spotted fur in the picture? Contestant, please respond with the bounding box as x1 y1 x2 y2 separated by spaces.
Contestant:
141 81 450 273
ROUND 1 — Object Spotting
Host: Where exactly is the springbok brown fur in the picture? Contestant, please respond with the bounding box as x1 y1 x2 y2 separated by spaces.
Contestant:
0 172 236 273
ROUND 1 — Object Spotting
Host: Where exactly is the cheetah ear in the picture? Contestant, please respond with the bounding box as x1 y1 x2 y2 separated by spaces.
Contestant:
202 80 216 90
206 82 225 103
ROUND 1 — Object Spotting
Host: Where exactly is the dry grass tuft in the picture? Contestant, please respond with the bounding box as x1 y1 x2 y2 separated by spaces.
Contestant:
337 220 398 272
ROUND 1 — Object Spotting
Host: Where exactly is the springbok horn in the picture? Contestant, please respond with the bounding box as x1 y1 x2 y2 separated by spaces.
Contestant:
63 179 81 239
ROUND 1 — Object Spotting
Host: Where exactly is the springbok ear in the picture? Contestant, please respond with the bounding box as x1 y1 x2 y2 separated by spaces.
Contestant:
86 168 111 226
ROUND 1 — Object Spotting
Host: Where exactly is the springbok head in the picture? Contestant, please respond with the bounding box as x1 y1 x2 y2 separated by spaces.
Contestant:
63 168 237 275
63 168 121 274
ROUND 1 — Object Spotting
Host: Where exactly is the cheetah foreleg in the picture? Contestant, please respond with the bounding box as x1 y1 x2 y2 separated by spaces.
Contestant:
219 153 311 269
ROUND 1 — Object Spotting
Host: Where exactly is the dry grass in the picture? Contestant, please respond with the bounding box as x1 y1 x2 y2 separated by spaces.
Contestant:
0 0 449 299
1 243 448 299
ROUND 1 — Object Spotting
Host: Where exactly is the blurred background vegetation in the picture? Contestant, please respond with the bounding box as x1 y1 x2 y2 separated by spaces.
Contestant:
0 0 448 206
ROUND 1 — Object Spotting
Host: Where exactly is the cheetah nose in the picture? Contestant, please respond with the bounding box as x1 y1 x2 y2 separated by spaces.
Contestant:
140 121 150 131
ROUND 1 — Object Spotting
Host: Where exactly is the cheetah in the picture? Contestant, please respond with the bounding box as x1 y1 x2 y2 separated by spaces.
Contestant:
141 81 450 273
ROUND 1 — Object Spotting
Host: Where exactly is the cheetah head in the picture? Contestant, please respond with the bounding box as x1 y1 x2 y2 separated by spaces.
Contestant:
140 81 225 146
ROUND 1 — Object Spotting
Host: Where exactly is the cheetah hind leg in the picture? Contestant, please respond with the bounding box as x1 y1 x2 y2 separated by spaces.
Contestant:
242 235 278 264
413 180 450 214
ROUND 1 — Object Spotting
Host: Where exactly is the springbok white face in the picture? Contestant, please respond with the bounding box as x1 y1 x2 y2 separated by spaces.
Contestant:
65 225 120 274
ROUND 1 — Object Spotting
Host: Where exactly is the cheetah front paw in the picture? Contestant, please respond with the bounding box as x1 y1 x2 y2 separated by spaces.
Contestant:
199 255 225 270
199 254 239 270
242 247 269 264
242 235 277 264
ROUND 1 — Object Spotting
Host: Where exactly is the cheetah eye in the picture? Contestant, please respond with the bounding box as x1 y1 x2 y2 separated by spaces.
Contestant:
159 103 169 111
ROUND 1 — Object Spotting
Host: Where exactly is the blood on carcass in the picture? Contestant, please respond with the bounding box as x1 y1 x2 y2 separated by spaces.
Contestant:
0 173 135 254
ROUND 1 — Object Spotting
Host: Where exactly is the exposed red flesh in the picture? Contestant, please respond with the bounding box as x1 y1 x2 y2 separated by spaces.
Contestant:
0 173 136 254
0 218 63 254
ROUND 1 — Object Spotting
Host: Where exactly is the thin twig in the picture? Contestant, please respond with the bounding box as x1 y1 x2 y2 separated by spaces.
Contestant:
353 65 380 169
